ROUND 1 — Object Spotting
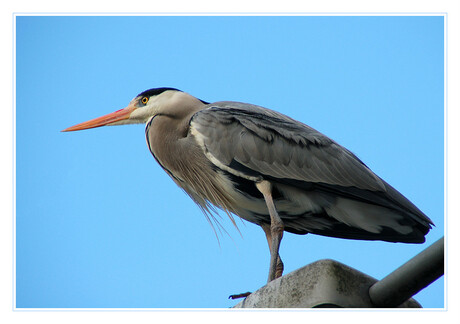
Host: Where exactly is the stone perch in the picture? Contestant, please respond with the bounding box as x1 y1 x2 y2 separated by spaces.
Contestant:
233 259 421 308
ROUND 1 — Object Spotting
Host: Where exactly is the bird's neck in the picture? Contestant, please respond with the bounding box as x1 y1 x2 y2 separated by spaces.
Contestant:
145 108 199 172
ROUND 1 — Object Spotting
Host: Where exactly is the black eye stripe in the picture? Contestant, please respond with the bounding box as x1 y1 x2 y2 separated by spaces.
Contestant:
137 87 181 98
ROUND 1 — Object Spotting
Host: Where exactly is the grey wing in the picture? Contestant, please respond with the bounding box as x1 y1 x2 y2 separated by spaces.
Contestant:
191 101 385 191
189 101 433 238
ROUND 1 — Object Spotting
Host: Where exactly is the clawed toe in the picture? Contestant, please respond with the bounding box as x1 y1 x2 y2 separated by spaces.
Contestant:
228 291 252 300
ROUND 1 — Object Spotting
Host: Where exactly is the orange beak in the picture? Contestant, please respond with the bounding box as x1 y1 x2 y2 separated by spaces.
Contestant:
62 105 136 132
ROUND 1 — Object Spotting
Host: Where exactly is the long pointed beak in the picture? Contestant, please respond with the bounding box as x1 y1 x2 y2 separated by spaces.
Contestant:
62 105 136 132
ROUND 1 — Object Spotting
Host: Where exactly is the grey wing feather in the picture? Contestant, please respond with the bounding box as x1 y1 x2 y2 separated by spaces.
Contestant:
190 101 433 240
190 101 386 192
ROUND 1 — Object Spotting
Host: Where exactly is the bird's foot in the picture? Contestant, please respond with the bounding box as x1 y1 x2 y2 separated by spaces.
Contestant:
228 291 252 300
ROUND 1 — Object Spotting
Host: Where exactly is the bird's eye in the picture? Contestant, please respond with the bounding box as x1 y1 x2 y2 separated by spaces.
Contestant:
141 97 149 105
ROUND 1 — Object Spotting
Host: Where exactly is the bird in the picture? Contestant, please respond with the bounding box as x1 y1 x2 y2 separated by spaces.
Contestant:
62 87 433 284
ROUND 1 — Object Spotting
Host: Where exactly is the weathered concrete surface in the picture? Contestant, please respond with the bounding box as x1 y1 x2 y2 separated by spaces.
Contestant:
233 259 421 308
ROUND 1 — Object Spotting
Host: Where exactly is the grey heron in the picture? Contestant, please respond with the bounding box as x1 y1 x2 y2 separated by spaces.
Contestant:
63 87 433 285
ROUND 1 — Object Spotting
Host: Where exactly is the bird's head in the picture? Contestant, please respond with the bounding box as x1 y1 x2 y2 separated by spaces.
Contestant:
62 87 204 132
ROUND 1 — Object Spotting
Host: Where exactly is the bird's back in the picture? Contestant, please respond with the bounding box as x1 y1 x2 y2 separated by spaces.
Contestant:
186 101 433 243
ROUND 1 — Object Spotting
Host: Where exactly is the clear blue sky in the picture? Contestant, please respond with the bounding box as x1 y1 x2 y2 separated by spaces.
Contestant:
15 15 444 308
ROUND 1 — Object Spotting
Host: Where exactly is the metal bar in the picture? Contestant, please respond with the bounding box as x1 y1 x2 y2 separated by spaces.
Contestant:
369 236 444 307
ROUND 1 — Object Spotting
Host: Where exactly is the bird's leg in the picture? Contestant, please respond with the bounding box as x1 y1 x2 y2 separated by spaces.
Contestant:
261 223 284 280
256 181 284 283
